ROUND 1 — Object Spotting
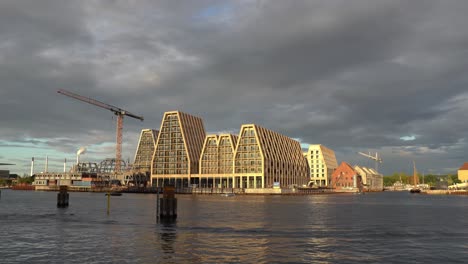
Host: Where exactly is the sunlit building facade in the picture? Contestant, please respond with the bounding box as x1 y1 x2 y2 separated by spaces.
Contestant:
233 124 309 188
198 134 238 188
331 161 362 190
354 165 383 191
151 111 206 187
457 162 468 183
305 144 338 187
132 129 158 173
150 111 308 189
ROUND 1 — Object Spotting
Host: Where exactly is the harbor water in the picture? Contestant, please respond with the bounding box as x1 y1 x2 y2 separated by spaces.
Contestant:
0 190 467 263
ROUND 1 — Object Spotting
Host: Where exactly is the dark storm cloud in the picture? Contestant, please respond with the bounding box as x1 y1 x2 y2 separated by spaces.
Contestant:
2 0 468 174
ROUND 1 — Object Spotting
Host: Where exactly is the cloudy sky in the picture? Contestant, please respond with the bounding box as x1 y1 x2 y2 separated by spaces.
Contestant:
1 0 468 176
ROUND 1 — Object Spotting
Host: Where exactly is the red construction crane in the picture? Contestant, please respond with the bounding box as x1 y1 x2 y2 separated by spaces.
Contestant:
57 89 144 173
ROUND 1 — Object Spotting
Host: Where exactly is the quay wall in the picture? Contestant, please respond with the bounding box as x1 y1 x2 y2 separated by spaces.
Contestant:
424 190 468 195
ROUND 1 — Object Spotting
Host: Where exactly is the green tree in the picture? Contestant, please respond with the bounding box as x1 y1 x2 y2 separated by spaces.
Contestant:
17 176 34 184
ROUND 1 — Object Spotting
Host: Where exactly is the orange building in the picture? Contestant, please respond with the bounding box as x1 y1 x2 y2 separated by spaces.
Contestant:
331 161 362 191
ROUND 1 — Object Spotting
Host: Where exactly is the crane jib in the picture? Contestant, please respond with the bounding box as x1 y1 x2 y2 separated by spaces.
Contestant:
57 89 144 121
57 88 144 173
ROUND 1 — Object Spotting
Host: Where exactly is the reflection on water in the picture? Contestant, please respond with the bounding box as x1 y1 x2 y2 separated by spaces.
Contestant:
159 221 177 254
0 190 467 263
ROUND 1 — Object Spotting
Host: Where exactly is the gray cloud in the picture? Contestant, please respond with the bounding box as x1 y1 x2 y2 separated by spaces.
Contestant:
2 0 468 175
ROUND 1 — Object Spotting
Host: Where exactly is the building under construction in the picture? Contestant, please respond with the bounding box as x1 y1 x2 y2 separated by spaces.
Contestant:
33 161 121 191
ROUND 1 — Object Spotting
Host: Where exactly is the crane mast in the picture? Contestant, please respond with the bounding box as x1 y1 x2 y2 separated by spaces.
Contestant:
357 151 383 172
57 89 143 173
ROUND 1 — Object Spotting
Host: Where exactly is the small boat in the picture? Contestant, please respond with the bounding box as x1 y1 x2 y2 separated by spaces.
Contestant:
409 188 421 193
220 193 235 197
105 192 122 196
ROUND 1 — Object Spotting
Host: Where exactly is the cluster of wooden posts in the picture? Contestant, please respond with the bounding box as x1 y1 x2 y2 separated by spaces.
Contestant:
57 185 69 207
157 185 177 220
55 185 178 221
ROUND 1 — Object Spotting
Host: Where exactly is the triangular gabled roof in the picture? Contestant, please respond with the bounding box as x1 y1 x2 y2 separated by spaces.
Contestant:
459 162 468 170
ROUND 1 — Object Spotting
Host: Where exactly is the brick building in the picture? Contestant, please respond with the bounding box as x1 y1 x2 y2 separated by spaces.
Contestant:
331 161 362 191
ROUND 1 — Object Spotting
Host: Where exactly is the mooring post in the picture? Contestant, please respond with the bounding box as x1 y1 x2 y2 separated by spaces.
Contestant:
107 191 110 215
57 185 69 208
160 185 177 220
156 186 160 221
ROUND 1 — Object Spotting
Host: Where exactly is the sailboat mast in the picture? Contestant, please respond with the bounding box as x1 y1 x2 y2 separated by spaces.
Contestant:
413 161 419 185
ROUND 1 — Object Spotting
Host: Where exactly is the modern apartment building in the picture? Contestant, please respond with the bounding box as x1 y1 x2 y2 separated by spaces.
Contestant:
198 134 238 188
150 110 308 189
132 129 158 173
151 111 206 187
233 124 309 189
305 144 338 187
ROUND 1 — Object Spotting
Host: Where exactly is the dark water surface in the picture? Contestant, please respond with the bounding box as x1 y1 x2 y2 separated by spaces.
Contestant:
0 190 467 263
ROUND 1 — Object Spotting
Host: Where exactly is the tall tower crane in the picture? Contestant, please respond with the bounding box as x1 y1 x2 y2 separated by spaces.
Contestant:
357 151 383 172
57 89 144 173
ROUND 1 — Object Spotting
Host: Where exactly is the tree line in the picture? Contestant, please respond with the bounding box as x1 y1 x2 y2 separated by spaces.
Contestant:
0 175 34 187
383 172 461 187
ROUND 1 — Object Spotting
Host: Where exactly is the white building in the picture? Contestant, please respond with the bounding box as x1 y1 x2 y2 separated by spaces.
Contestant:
305 144 338 187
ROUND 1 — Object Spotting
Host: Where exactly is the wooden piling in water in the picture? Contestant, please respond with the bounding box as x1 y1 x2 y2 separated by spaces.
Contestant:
57 185 69 207
159 185 177 219
107 191 110 215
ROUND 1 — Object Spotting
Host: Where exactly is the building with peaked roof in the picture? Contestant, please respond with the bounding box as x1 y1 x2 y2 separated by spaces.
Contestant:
354 165 383 191
151 111 206 187
233 124 309 189
198 134 238 188
305 144 338 187
150 111 308 189
132 129 158 173
331 161 362 191
457 162 468 182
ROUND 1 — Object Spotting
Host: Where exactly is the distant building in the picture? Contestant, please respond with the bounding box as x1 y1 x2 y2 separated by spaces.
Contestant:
132 129 159 173
331 161 362 191
151 111 206 187
354 165 383 191
457 162 468 183
0 170 9 179
305 144 338 187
